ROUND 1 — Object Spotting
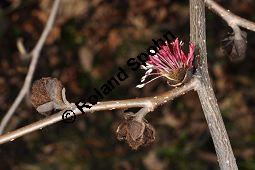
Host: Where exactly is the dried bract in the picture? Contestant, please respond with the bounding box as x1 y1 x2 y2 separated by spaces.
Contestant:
221 31 247 62
116 119 155 150
30 77 67 114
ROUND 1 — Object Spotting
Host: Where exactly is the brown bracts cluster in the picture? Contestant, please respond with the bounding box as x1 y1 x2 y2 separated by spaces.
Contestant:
30 77 69 115
221 31 247 62
116 117 155 150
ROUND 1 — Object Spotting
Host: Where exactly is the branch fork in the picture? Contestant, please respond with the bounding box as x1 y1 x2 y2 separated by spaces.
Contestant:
2 0 255 169
0 76 199 145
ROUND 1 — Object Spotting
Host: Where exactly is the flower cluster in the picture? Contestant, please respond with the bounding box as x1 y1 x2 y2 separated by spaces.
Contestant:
137 38 195 88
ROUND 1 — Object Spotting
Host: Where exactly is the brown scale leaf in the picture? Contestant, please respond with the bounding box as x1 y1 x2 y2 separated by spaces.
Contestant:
116 119 155 150
30 77 52 108
30 77 64 114
221 31 247 62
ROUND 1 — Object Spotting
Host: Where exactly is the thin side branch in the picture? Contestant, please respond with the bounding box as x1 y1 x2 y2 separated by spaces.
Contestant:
0 0 61 134
0 77 199 145
205 0 255 32
190 0 238 169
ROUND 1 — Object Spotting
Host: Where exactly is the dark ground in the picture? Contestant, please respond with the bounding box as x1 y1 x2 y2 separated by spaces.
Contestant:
0 0 255 169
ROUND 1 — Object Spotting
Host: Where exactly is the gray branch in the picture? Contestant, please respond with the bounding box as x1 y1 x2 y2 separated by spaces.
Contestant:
0 77 198 145
190 0 238 169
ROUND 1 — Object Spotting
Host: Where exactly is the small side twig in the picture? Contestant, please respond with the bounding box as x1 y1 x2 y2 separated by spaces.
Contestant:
17 38 29 59
0 0 61 134
0 77 199 145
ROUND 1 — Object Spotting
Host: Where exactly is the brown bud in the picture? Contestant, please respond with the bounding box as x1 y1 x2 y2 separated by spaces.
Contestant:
116 119 155 150
221 31 247 62
30 77 65 114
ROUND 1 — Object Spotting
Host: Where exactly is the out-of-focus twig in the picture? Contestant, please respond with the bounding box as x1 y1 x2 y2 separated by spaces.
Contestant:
205 0 255 32
205 0 253 62
17 38 28 59
0 77 199 144
0 0 61 134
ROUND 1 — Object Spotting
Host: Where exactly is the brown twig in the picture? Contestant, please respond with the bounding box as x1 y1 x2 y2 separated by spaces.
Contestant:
0 77 199 145
190 0 238 169
0 0 61 134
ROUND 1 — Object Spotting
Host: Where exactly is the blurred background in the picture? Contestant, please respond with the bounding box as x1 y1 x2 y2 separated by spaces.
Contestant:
0 0 255 169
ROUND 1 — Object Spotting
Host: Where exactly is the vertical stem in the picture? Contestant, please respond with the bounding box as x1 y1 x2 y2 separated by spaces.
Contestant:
190 0 238 169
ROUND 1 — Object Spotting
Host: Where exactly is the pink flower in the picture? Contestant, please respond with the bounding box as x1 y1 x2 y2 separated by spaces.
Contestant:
137 38 195 88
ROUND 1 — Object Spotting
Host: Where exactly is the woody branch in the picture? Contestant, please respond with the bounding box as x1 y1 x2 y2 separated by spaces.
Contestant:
0 77 199 145
190 0 238 169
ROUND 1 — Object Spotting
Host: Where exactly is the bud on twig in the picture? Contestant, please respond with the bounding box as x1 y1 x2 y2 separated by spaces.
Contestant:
116 117 155 150
221 31 247 62
30 77 69 115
